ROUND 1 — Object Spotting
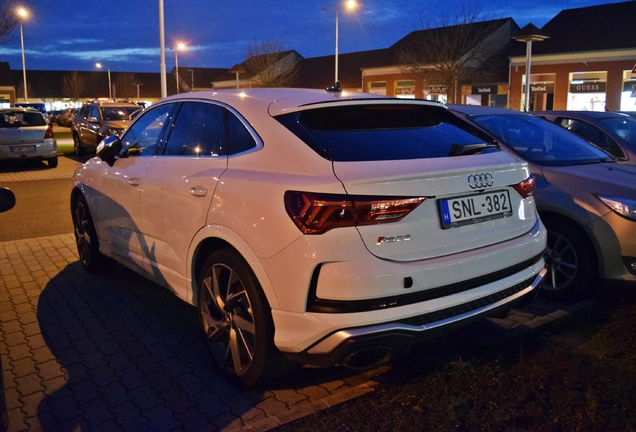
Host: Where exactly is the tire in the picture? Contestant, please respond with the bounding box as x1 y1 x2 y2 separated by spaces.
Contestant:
541 218 597 301
197 248 296 387
72 194 106 273
47 157 58 168
73 133 85 156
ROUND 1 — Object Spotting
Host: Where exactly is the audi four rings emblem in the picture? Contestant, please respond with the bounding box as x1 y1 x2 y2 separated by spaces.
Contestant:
467 173 494 189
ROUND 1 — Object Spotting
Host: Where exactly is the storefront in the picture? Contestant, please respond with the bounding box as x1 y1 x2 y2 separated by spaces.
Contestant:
422 85 447 103
621 70 636 111
394 80 416 99
463 84 508 108
567 71 607 111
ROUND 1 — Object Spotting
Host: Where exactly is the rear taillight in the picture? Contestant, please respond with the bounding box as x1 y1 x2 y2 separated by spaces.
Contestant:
285 191 426 234
44 127 54 139
513 175 535 198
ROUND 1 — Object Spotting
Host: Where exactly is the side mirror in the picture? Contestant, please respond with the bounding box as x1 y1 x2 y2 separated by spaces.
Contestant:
97 135 123 166
0 188 16 213
88 116 100 123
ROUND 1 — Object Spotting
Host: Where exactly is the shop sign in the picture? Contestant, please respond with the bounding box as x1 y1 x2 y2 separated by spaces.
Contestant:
397 88 415 95
423 86 447 94
622 81 636 92
471 85 497 95
569 82 606 93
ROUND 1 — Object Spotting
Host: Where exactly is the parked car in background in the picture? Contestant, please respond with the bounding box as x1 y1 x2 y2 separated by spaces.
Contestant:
71 89 547 386
71 100 141 155
0 108 58 168
537 111 636 163
56 107 75 127
448 105 636 301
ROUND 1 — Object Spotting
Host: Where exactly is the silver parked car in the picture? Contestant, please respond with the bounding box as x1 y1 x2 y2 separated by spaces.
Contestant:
0 108 58 168
537 111 636 163
448 105 636 300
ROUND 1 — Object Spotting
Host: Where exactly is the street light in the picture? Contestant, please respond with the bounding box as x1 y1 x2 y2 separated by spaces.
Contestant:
95 63 112 100
323 1 357 84
512 23 549 112
174 42 186 94
17 7 28 102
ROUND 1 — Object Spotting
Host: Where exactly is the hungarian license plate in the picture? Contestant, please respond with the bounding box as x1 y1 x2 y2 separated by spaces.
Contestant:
438 190 512 229
10 145 36 153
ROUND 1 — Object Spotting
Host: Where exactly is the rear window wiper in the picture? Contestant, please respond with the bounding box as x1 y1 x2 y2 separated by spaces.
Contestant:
448 142 498 156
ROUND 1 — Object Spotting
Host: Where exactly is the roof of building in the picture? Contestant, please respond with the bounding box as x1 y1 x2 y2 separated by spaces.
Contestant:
512 1 636 55
0 62 14 86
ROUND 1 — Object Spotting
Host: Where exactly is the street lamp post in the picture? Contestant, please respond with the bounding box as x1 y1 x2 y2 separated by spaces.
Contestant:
95 63 112 100
189 69 194 91
325 1 356 84
512 24 549 112
17 8 28 102
174 43 186 94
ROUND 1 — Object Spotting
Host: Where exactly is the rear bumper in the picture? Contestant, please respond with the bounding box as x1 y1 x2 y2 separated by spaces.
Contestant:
282 266 546 368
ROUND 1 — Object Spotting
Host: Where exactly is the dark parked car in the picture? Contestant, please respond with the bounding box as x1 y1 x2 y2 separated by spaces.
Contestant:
71 100 141 155
537 111 636 163
448 104 636 301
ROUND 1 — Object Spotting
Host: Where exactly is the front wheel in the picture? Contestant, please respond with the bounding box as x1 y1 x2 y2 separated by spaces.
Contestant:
541 219 596 301
197 248 295 387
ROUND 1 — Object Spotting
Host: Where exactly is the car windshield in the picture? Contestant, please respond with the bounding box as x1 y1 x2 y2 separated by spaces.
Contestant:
101 107 141 121
276 104 495 161
468 113 612 166
0 111 46 128
599 116 636 147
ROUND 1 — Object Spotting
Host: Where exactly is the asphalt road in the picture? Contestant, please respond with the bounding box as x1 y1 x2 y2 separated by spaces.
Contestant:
0 177 74 241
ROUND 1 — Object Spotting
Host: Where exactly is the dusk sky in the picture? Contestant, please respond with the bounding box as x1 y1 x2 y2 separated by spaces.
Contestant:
0 0 625 73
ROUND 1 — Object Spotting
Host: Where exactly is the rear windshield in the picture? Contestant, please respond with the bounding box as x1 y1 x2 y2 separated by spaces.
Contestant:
275 104 493 161
0 111 46 127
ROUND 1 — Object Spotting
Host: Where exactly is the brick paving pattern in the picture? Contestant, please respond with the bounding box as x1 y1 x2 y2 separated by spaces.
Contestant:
0 156 588 431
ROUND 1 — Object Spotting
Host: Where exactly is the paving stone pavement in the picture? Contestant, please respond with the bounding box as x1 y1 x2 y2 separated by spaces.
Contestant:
0 233 591 432
0 156 591 431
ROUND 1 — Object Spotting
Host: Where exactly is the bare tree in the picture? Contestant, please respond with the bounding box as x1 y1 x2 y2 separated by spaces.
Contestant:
243 39 300 88
0 0 18 46
395 6 508 103
113 73 137 100
62 71 86 100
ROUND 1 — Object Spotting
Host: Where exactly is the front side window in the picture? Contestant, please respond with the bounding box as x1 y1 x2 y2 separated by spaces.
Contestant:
600 116 636 148
164 102 227 157
121 104 174 156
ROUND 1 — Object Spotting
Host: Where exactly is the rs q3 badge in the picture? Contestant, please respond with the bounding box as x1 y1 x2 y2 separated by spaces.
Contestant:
377 235 411 245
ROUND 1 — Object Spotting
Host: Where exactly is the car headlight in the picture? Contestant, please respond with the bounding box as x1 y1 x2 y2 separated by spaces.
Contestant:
597 195 636 221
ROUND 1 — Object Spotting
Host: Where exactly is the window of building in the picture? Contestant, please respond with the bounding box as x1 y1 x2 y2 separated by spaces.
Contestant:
368 82 386 95
620 70 636 111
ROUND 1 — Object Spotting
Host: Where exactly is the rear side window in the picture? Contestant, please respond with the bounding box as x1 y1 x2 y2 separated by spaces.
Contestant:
275 104 490 161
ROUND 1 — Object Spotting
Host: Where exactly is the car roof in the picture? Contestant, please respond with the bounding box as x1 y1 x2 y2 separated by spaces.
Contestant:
1 107 43 114
534 110 631 119
157 88 445 117
446 104 524 116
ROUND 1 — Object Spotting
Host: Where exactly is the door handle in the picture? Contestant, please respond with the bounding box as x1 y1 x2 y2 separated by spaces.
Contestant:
188 186 208 197
127 178 141 187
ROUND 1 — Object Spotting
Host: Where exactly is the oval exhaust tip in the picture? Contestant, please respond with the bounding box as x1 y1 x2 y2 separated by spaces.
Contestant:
342 346 393 370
